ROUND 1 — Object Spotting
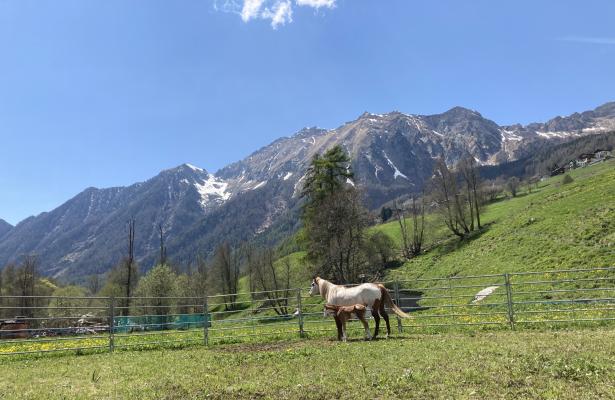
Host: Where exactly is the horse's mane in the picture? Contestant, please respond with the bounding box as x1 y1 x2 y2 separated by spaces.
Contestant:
317 277 332 299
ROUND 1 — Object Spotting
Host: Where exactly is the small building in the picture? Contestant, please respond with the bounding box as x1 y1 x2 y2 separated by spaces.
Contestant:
594 149 612 160
0 318 29 339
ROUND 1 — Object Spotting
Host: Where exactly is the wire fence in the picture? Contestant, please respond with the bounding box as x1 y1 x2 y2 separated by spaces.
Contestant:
1 267 613 357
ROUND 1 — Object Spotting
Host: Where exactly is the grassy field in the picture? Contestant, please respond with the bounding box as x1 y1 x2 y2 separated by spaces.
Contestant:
1 329 614 399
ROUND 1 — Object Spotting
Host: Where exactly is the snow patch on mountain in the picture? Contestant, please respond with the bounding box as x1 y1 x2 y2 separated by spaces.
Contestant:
292 174 306 197
194 176 230 208
536 131 576 139
364 153 383 179
383 151 408 180
500 129 523 142
253 181 267 189
185 163 204 172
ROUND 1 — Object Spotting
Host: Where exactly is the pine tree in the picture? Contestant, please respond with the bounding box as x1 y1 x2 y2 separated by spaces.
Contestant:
301 146 368 283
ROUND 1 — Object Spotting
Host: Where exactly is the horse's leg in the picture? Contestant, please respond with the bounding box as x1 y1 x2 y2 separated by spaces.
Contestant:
334 316 343 341
380 301 391 339
371 300 381 339
359 313 371 341
341 317 348 342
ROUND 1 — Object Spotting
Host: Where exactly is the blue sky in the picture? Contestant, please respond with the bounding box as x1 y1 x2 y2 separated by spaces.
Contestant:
1 0 614 225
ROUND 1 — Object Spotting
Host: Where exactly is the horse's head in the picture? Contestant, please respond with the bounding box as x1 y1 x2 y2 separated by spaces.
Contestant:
309 277 321 296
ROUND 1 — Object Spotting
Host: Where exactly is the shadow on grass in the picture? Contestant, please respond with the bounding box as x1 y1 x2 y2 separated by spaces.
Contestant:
325 336 410 344
429 222 494 260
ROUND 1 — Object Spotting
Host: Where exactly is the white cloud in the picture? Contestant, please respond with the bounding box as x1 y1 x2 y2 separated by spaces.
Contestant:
241 0 265 22
296 0 335 8
262 1 293 29
214 0 336 29
557 36 615 45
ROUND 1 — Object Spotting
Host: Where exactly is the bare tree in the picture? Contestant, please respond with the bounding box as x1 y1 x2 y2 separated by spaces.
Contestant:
17 255 38 317
119 218 138 316
431 159 470 238
86 274 102 296
459 155 482 230
410 196 426 255
193 252 208 296
158 223 167 266
248 247 291 316
483 178 504 202
211 243 240 311
396 195 426 259
506 177 520 197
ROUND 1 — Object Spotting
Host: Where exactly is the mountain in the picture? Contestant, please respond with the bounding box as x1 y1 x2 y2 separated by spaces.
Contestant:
1 102 614 281
219 102 615 207
0 165 230 277
0 219 12 240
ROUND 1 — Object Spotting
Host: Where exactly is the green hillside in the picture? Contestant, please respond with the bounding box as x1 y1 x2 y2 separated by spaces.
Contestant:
266 159 614 290
385 159 615 281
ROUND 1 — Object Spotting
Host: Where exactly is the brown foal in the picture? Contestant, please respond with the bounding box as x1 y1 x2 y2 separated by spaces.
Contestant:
324 304 371 341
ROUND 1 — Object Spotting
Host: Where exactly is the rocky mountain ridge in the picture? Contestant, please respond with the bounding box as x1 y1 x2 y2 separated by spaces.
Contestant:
1 102 613 280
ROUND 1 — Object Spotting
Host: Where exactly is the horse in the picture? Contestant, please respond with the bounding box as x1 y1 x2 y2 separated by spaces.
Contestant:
309 276 410 339
324 304 370 342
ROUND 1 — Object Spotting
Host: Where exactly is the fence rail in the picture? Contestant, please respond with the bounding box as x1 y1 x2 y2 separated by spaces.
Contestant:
1 267 613 357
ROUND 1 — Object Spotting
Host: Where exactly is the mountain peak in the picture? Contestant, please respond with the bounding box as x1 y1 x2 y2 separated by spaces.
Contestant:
358 111 385 119
0 218 13 239
442 106 482 118
593 101 615 118
293 126 328 138
184 163 204 172
162 163 210 176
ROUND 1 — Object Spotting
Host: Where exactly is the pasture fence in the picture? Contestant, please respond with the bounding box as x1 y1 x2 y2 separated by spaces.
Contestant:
0 266 613 357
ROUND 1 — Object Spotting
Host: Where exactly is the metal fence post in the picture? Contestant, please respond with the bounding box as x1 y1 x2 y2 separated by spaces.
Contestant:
203 295 209 346
296 289 305 338
394 281 403 334
250 296 257 336
504 273 515 330
109 296 115 353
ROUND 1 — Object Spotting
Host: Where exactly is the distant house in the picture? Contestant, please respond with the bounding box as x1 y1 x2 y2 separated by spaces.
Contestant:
594 149 612 161
577 153 595 167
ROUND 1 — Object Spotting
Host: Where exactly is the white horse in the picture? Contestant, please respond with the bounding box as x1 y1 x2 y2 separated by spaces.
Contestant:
309 276 410 339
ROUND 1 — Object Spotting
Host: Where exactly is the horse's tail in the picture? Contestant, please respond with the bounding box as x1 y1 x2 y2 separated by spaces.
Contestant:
378 284 411 318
